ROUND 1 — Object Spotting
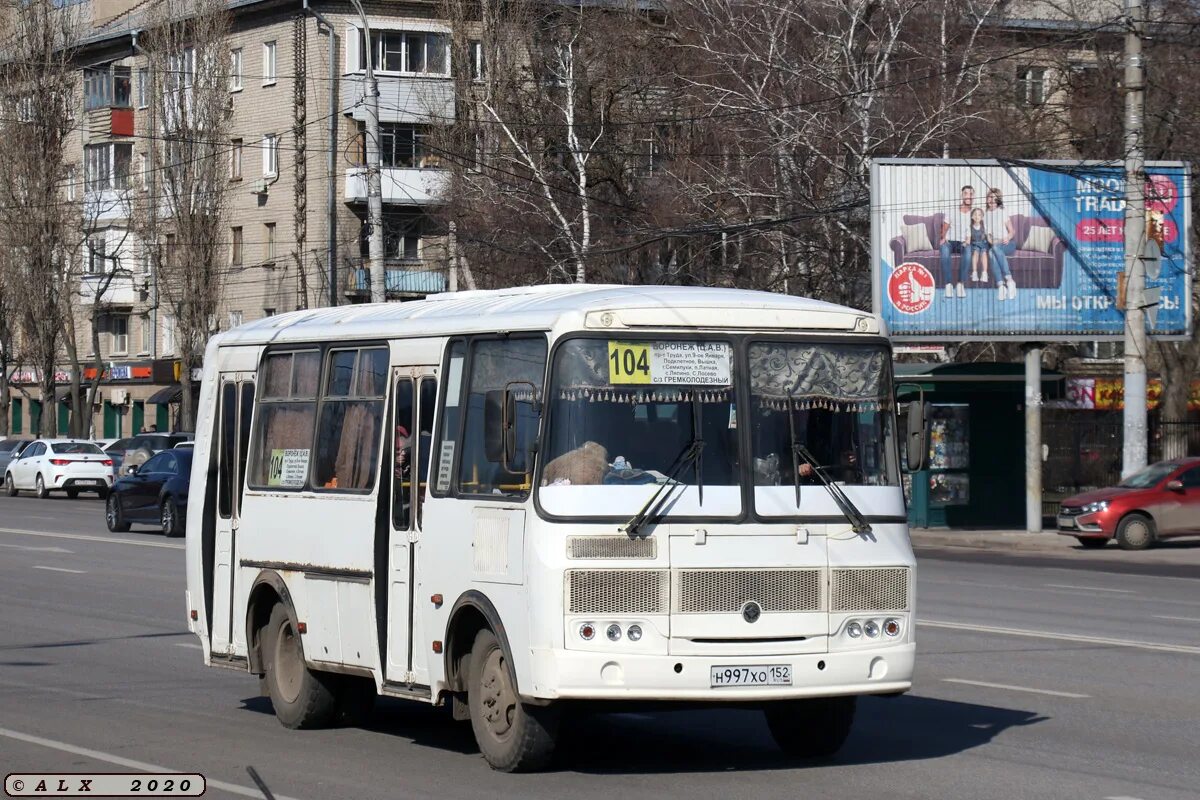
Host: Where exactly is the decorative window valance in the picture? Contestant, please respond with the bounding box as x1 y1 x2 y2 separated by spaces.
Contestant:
749 343 891 412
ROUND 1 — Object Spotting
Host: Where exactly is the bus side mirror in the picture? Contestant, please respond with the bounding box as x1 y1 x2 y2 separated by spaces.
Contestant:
905 400 929 472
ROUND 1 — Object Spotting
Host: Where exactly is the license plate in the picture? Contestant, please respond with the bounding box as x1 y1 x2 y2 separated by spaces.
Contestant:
79 479 102 486
710 664 792 688
1057 515 1076 529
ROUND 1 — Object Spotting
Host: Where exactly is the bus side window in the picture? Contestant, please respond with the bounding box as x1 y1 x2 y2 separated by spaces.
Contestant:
392 379 414 530
312 347 389 492
432 340 466 496
457 337 546 498
416 377 436 527
249 350 319 490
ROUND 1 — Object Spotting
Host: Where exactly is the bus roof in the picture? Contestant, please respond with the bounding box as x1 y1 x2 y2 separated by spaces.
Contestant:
217 284 878 347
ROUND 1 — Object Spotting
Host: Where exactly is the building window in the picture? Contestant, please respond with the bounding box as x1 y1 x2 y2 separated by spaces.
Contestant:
139 313 152 354
264 222 277 263
374 124 441 169
230 138 243 180
228 310 244 329
229 48 243 91
262 134 278 177
263 41 277 85
110 314 129 355
363 216 421 262
1017 66 1047 106
87 234 108 274
139 154 149 190
263 307 276 317
84 65 132 110
164 233 177 270
66 167 77 201
84 143 133 191
137 67 148 108
231 226 243 266
469 39 484 81
360 30 449 76
162 314 177 355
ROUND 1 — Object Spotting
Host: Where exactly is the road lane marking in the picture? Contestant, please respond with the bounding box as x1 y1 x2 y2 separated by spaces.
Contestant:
919 619 1200 655
941 678 1090 699
0 528 182 550
0 726 304 800
32 565 86 574
940 681 1094 695
0 541 72 553
1153 615 1200 623
174 642 203 650
1044 583 1136 594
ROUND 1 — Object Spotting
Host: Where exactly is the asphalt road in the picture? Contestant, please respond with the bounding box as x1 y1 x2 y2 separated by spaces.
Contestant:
1 492 1197 800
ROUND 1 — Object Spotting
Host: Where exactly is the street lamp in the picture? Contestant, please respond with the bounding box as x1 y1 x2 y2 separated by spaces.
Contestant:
348 0 385 304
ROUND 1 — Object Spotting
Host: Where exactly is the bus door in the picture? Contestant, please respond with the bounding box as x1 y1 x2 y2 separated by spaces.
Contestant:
384 368 437 685
211 375 256 656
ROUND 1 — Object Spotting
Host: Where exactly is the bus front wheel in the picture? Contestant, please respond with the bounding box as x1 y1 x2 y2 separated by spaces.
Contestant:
764 696 857 760
263 603 337 729
467 628 559 772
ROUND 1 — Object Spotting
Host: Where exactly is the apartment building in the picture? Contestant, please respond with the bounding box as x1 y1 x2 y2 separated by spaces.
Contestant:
7 0 455 437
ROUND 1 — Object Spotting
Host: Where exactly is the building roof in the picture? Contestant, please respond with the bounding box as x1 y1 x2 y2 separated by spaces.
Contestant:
218 284 876 347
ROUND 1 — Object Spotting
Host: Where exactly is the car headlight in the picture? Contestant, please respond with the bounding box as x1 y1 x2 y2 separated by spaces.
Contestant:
1081 500 1109 513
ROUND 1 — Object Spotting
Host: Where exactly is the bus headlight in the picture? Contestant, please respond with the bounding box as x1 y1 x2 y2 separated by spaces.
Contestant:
606 624 622 642
626 624 643 642
846 621 863 638
863 620 881 638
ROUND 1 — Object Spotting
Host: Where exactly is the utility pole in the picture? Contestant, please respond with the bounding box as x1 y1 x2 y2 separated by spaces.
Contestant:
1121 0 1147 478
349 0 385 303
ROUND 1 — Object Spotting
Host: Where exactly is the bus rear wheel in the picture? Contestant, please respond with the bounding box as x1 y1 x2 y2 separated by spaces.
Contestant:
764 696 857 760
467 628 559 772
263 603 337 729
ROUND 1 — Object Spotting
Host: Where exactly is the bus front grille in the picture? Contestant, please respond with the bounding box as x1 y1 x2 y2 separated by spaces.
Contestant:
831 567 909 612
673 569 824 614
566 569 669 615
567 536 657 560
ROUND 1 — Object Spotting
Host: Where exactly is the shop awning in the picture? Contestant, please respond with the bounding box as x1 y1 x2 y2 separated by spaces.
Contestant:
147 386 183 405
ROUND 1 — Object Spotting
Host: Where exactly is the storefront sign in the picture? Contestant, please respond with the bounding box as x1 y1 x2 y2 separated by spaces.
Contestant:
1052 376 1200 410
872 159 1192 340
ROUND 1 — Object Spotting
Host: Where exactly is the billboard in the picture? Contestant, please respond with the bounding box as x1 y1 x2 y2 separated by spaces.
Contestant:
871 159 1192 340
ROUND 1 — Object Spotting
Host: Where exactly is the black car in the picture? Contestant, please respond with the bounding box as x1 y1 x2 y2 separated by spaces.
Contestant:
106 448 192 536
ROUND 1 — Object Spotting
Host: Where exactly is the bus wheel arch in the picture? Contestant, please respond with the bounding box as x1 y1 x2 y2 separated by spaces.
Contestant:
444 591 515 695
245 571 296 676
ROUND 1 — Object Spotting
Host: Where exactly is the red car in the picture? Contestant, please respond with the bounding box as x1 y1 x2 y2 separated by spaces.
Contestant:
1057 458 1200 550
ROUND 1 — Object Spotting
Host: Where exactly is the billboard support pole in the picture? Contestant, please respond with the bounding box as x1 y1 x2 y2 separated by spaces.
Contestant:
1122 0 1148 478
1024 344 1043 533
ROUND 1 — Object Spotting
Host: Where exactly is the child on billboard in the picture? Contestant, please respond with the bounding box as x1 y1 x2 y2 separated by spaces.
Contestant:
969 208 989 284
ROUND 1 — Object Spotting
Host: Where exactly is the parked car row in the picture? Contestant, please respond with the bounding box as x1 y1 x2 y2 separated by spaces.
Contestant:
1 432 194 537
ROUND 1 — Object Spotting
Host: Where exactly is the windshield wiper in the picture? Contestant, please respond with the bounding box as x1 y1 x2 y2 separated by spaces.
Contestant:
793 443 872 535
624 410 705 538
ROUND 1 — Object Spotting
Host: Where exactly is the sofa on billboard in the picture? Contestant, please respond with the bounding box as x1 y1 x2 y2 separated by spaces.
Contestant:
888 213 1066 288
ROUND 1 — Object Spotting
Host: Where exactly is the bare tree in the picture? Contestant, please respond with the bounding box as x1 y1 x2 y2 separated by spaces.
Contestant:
134 0 232 430
0 0 86 437
439 0 665 284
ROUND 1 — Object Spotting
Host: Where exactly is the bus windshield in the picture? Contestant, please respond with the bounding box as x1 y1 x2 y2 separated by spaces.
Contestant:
538 337 898 520
540 338 741 519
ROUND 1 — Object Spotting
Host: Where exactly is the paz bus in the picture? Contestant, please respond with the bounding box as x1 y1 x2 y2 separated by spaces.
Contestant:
184 285 923 772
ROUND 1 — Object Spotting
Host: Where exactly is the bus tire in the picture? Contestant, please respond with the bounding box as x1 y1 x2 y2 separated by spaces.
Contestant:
467 628 559 772
764 696 857 760
1115 513 1155 551
263 603 337 729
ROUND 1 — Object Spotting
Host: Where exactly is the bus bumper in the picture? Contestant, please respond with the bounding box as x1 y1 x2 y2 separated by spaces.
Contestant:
524 643 914 702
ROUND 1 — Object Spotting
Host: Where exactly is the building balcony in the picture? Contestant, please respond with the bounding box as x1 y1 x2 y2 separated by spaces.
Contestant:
342 261 447 300
341 75 455 125
344 167 448 206
79 272 142 306
84 189 133 223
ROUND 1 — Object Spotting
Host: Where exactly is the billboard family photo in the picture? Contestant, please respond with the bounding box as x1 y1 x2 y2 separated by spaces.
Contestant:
872 159 1192 340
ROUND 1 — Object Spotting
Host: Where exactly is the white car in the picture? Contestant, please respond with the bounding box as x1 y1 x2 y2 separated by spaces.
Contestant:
4 439 114 499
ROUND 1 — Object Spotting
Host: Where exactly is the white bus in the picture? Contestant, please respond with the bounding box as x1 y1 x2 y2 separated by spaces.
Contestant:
185 285 922 772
